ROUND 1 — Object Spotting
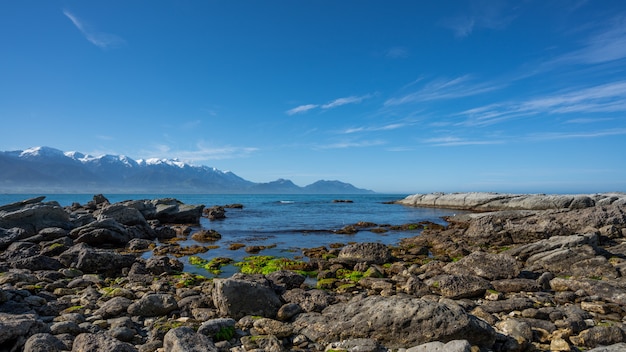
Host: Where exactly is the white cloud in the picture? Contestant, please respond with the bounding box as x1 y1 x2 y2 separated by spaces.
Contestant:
528 128 626 141
315 139 386 149
287 94 371 115
422 136 504 147
459 81 626 126
385 75 503 105
386 47 409 59
286 104 319 115
141 143 258 163
442 1 518 38
342 123 408 134
554 15 626 65
322 95 370 109
63 10 125 49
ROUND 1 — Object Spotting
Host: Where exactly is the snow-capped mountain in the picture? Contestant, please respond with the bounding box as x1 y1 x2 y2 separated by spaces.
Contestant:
0 147 373 194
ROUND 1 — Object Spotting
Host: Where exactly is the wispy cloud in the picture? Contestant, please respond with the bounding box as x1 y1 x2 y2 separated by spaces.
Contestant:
315 139 386 149
286 94 371 115
141 143 258 163
63 9 125 49
459 81 626 126
286 104 319 115
528 128 626 141
422 136 504 147
342 123 408 134
442 1 518 38
321 95 371 109
553 15 626 65
565 117 614 124
385 75 503 106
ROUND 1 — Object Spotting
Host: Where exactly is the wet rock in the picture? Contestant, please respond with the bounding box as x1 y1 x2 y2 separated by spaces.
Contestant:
212 277 282 319
292 295 495 349
267 270 306 292
277 302 302 321
163 326 217 352
204 206 226 220
190 229 221 242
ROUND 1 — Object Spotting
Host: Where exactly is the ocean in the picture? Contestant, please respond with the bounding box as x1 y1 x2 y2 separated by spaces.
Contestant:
0 193 461 277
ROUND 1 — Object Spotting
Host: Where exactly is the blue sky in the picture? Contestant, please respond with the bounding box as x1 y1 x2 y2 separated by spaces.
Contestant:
2 1 626 194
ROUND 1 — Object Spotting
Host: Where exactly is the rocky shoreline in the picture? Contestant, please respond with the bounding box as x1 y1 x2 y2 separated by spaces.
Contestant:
1 193 626 351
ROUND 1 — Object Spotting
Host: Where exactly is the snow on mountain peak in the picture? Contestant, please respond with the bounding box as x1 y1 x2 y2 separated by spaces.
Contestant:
20 146 65 158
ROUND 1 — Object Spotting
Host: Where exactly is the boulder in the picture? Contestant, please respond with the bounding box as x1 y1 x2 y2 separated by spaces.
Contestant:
57 243 136 275
71 332 137 352
151 199 205 224
326 338 386 352
127 293 179 317
282 288 335 313
97 204 148 226
0 313 49 350
94 296 133 319
443 251 520 280
0 197 72 237
292 295 495 349
145 255 184 275
163 326 217 352
212 277 282 319
336 242 392 265
204 206 226 220
427 274 493 299
23 333 68 352
70 219 131 247
406 340 472 352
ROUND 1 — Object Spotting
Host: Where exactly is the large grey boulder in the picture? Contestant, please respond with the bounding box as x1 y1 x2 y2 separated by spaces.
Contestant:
163 327 217 352
71 332 137 352
337 242 392 265
292 295 495 349
23 333 68 352
70 219 131 247
151 198 205 224
0 197 71 242
212 277 282 319
127 293 179 317
426 274 493 299
96 203 148 226
57 243 136 275
443 251 520 280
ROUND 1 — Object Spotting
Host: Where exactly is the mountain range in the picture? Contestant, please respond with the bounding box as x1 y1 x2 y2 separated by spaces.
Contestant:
0 147 374 194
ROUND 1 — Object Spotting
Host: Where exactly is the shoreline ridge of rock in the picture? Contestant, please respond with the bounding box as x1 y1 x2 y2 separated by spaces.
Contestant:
395 191 626 211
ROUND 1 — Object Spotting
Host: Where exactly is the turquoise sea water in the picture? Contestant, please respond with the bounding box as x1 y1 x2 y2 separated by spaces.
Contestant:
0 194 461 276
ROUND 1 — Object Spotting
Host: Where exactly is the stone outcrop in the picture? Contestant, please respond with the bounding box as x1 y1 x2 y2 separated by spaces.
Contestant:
396 192 626 211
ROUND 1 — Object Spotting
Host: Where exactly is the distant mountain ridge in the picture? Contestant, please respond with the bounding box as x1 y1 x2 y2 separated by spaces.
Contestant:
0 147 374 194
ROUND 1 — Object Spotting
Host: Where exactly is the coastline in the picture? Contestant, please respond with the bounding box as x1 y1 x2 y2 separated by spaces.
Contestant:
1 192 626 351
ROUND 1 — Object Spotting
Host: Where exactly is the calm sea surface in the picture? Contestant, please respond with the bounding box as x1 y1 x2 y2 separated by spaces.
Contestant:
0 194 462 276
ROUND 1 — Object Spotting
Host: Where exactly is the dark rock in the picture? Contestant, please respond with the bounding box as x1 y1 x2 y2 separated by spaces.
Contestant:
277 302 302 321
0 313 49 351
152 199 205 224
70 219 133 247
491 278 542 293
57 243 136 276
212 277 282 319
23 333 67 352
127 293 179 317
267 270 306 292
480 297 536 314
197 318 236 339
571 326 626 348
204 206 226 220
10 255 63 271
145 255 184 275
190 229 221 242
0 199 72 238
253 317 293 338
293 295 495 349
326 338 385 352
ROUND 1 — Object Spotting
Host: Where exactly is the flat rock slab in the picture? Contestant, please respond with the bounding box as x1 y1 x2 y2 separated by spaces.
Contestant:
292 295 495 349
